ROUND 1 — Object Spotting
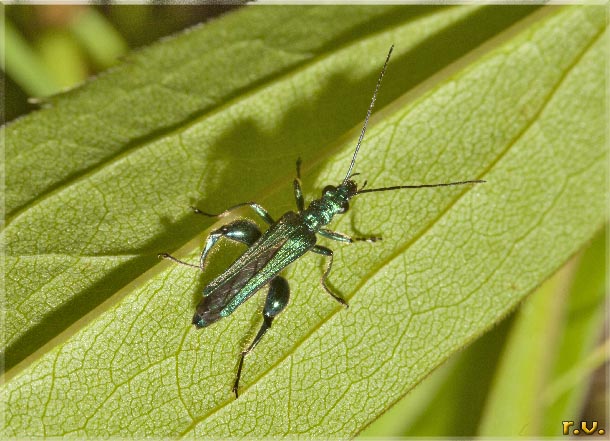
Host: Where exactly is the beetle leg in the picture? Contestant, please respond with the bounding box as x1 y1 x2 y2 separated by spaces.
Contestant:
157 253 200 269
191 202 275 225
293 158 305 212
293 180 304 213
198 220 262 271
311 245 348 308
319 228 381 243
159 220 261 271
233 276 290 398
296 157 302 179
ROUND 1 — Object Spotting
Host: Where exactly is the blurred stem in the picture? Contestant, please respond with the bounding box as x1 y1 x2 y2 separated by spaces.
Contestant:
2 18 60 97
542 227 607 433
68 7 127 69
544 338 610 406
37 28 88 89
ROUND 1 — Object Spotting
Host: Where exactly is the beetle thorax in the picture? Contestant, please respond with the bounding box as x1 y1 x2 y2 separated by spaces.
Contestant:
301 184 352 231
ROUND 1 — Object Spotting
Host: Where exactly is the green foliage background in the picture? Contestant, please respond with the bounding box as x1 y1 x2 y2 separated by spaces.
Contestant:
2 5 607 438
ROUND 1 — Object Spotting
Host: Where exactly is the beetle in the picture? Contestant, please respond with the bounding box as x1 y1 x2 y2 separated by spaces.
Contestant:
159 45 484 397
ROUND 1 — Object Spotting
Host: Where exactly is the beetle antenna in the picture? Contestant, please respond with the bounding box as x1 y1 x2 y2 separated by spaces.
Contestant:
343 45 394 184
356 179 486 194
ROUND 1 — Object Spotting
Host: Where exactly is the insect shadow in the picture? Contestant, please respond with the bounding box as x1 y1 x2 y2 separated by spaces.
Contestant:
168 70 388 308
4 5 536 373
161 39 477 398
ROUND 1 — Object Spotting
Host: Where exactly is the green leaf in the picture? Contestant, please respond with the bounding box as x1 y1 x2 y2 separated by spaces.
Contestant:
477 253 579 435
477 260 576 435
358 357 457 437
477 228 608 436
361 313 513 438
2 5 607 438
361 229 607 438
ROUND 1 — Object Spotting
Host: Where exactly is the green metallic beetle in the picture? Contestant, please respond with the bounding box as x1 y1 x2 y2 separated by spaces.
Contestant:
160 46 484 397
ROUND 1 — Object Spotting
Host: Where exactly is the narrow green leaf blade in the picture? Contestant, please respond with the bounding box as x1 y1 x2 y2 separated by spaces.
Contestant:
542 229 607 435
478 228 607 436
477 258 578 435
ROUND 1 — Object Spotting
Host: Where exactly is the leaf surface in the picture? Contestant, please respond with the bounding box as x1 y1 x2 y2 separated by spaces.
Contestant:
2 5 607 438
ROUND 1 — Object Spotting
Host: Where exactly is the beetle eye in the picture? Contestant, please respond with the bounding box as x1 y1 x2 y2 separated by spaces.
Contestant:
338 200 349 214
323 185 336 195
